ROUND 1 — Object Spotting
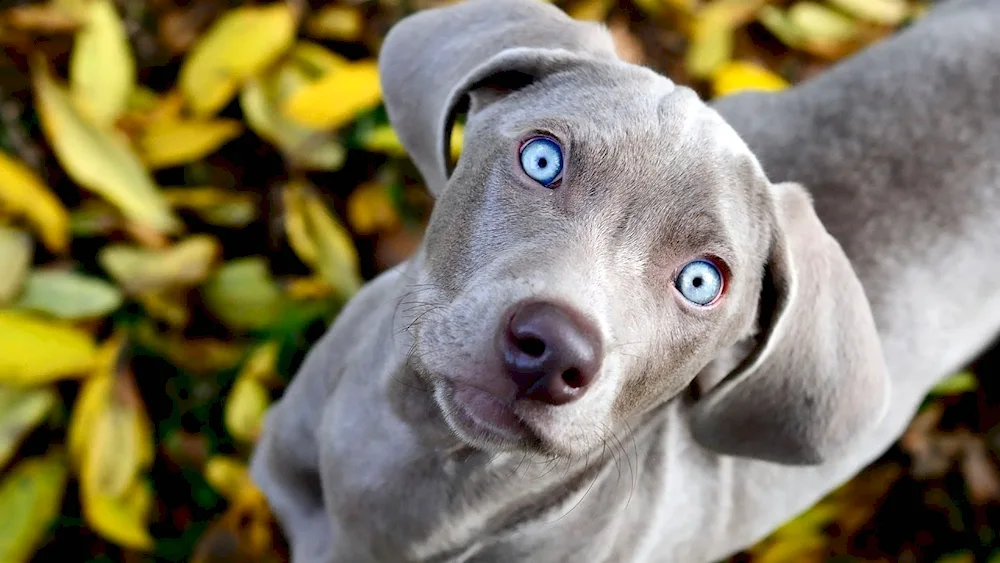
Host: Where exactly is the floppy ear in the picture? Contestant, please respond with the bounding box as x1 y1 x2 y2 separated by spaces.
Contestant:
691 182 891 465
378 0 618 195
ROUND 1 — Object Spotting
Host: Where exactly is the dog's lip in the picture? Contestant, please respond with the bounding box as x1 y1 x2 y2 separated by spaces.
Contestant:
441 381 532 443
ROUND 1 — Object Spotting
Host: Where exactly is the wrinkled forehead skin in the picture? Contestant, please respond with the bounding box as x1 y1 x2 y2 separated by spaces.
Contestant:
423 60 773 300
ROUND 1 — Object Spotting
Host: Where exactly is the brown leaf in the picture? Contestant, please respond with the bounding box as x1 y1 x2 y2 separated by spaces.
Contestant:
960 436 1000 504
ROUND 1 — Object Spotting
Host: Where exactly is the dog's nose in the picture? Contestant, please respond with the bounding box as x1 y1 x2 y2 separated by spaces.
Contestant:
500 301 603 405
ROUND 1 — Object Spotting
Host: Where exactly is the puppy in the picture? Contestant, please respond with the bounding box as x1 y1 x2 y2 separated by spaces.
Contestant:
250 0 1000 561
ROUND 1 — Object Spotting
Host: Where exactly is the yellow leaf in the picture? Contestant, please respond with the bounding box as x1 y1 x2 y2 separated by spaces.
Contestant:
0 385 57 469
0 451 69 563
240 340 280 384
201 257 285 331
73 336 155 550
282 59 382 130
0 226 33 304
711 60 789 98
0 150 70 252
191 485 274 562
568 0 614 21
360 123 464 163
31 57 181 234
756 5 805 49
98 235 220 294
15 269 123 320
0 310 97 385
305 5 363 41
632 0 698 15
81 477 155 551
826 0 910 26
135 289 190 328
788 1 859 57
69 0 134 124
684 11 733 79
163 186 259 228
753 533 826 563
204 455 252 501
240 50 346 171
347 181 399 235
225 377 269 443
179 3 297 117
283 181 362 296
138 119 243 170
132 321 246 375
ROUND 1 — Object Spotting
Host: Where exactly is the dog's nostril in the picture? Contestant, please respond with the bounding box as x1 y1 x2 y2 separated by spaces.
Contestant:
561 368 584 388
517 336 546 358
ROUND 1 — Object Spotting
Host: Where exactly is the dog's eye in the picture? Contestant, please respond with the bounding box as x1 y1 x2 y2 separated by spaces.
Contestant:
519 136 563 187
675 259 723 306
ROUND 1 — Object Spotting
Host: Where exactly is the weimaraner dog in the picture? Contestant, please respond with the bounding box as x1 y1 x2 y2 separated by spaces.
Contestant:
249 0 1000 561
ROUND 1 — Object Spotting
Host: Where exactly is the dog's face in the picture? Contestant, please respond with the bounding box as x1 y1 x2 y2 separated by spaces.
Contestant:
407 65 771 455
381 0 891 465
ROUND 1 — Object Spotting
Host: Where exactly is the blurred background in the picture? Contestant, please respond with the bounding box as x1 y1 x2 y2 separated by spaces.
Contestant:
0 0 996 561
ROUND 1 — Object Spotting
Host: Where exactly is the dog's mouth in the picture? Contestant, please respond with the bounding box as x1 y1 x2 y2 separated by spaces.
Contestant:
435 380 541 450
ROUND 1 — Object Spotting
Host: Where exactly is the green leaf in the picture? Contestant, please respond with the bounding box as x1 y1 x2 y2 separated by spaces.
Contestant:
202 257 285 331
15 270 123 319
929 371 978 397
0 451 70 563
0 385 58 469
0 226 33 305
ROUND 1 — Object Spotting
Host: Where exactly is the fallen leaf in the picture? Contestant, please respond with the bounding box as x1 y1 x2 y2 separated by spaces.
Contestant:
132 321 246 375
0 149 70 252
240 43 346 171
0 226 33 304
787 1 860 58
347 181 399 235
137 119 243 170
684 10 734 79
283 180 362 297
69 0 134 125
756 5 806 49
202 257 286 331
282 59 381 130
826 0 910 26
191 485 275 563
15 269 123 320
305 4 363 41
0 385 57 469
31 57 181 234
224 341 279 442
135 289 190 327
936 552 976 563
359 123 465 162
0 2 81 34
163 186 259 228
203 455 252 502
98 235 220 294
70 335 156 550
961 436 1000 504
567 0 614 21
0 310 97 385
225 377 269 443
929 371 978 396
179 3 298 117
711 60 789 98
0 451 69 563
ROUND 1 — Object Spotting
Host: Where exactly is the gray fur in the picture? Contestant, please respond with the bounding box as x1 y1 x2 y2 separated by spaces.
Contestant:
249 0 1000 561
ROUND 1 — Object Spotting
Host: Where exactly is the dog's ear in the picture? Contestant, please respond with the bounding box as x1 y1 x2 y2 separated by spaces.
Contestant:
378 0 617 195
691 182 890 465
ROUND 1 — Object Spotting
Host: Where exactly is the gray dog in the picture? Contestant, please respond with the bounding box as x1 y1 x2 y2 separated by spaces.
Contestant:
250 0 1000 561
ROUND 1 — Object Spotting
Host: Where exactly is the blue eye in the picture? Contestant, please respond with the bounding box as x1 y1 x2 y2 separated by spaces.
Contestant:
675 259 724 306
519 136 563 187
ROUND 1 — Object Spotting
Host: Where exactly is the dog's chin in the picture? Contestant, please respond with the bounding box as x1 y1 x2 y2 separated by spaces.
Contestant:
433 380 549 453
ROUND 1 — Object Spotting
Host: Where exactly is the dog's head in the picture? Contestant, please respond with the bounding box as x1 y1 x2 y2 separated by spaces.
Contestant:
380 0 889 465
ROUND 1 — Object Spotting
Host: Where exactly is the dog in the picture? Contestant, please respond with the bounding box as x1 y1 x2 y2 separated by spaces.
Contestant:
249 0 1000 561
